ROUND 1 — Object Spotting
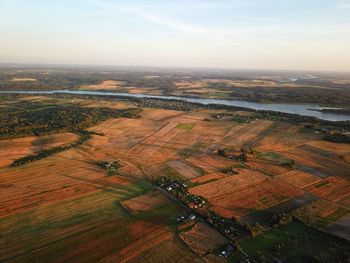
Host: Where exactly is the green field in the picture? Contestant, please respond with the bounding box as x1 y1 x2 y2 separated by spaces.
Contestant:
175 123 196 131
254 151 292 164
0 180 190 262
230 220 350 263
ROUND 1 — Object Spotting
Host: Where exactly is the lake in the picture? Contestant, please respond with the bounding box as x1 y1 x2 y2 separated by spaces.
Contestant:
1 90 350 122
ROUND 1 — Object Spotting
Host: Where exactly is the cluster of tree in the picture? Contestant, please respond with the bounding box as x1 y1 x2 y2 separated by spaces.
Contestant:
281 160 296 168
177 143 205 157
218 148 248 162
212 110 350 132
323 133 350 144
270 213 293 228
122 78 176 95
217 148 229 157
0 103 141 140
208 211 262 240
154 177 207 209
96 160 123 176
10 131 93 167
226 85 350 105
0 69 104 90
136 98 198 111
48 93 199 112
0 68 178 94
220 166 239 175
212 113 253 123
258 111 350 130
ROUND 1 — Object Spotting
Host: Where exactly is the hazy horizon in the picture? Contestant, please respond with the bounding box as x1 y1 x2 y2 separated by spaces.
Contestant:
1 0 350 71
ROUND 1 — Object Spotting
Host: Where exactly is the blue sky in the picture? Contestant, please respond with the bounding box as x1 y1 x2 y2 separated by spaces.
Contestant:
0 0 350 71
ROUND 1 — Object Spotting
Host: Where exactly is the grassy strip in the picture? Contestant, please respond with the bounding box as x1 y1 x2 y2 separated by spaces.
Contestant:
175 123 196 131
9 130 95 167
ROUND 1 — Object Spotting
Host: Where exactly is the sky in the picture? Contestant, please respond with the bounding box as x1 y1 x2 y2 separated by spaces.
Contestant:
0 0 350 71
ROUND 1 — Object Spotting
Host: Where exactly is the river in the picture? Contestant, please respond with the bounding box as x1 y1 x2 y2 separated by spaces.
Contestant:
1 90 350 122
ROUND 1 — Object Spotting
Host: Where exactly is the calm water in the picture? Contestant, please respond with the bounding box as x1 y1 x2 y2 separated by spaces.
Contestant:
1 90 350 122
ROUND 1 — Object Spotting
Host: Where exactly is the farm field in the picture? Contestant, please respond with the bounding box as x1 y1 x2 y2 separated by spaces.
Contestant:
80 80 126 91
305 176 350 203
209 177 303 218
237 219 350 263
179 222 228 256
0 132 78 168
0 94 349 262
276 170 322 189
166 160 201 179
121 190 170 213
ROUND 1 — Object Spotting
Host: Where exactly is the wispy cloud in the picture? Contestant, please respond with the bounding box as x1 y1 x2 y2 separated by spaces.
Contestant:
83 0 350 49
83 0 291 46
84 0 208 34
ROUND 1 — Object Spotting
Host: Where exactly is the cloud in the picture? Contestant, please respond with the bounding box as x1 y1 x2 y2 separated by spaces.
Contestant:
83 0 350 49
83 0 290 47
333 3 350 8
84 0 211 34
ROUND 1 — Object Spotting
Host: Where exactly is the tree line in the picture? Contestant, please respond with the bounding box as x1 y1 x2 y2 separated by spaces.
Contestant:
0 102 141 140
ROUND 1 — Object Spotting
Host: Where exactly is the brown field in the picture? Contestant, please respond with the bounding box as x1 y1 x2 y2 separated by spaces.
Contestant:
11 78 37 81
170 79 334 100
293 199 344 221
246 159 290 176
128 87 165 95
166 160 201 179
304 140 350 156
0 200 191 263
281 147 350 177
0 132 78 168
203 254 226 263
175 81 205 87
81 80 167 95
109 228 203 263
104 227 173 262
189 169 268 199
80 80 125 91
293 198 350 241
186 157 219 173
325 214 350 241
0 105 233 261
0 157 192 262
276 170 322 189
179 222 228 255
223 120 275 147
18 95 53 102
0 152 129 218
0 190 131 262
203 78 312 89
339 194 350 208
172 79 326 100
121 190 169 213
85 117 164 165
1 95 350 261
84 100 138 110
119 112 230 166
186 156 237 174
190 172 227 185
256 123 317 152
305 176 350 203
127 121 192 163
198 156 238 169
208 178 303 218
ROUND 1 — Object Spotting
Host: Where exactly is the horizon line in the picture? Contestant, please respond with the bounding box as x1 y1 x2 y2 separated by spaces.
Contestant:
1 62 349 74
